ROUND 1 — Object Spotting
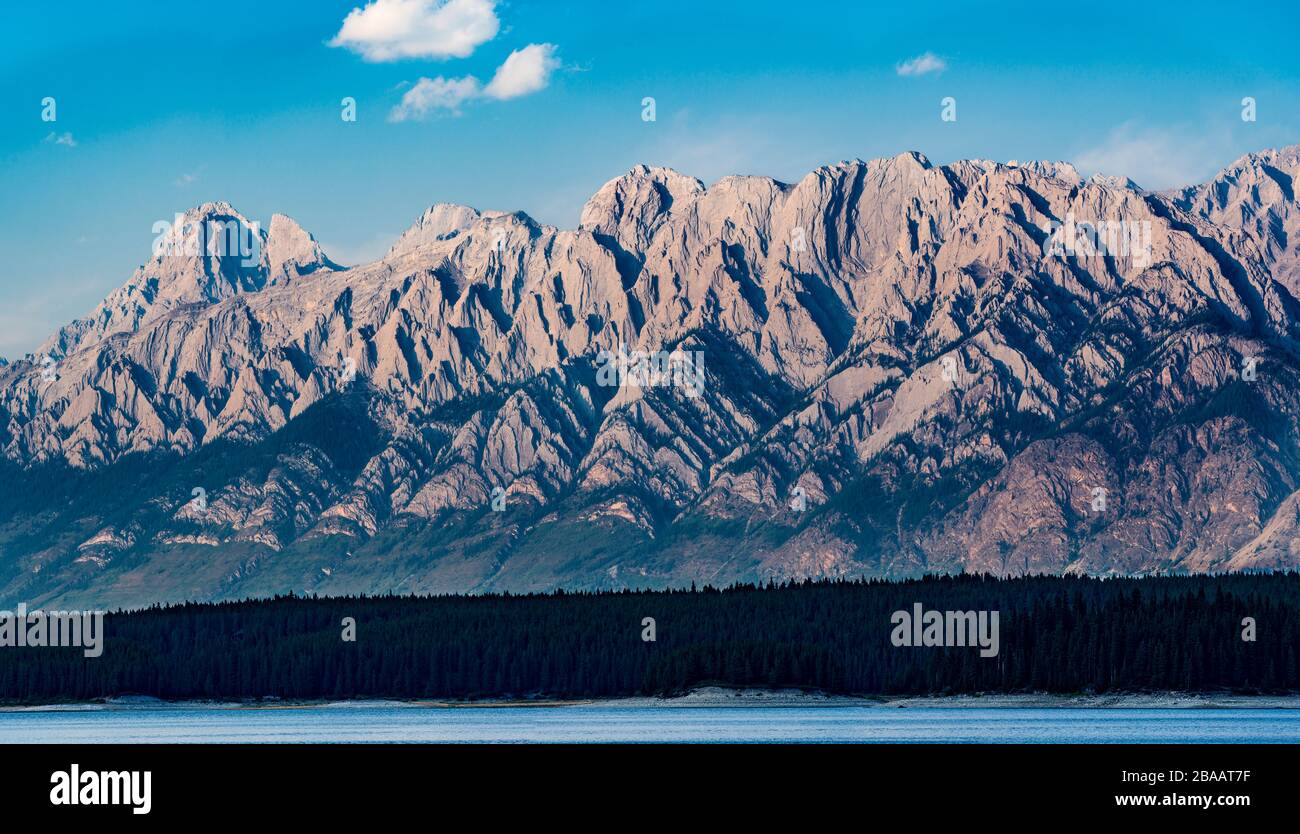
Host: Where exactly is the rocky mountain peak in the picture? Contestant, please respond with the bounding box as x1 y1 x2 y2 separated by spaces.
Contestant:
5 146 1300 608
387 203 485 259
266 213 336 280
579 165 706 246
891 149 933 170
1086 172 1142 191
1167 143 1300 295
1007 159 1083 184
35 203 333 361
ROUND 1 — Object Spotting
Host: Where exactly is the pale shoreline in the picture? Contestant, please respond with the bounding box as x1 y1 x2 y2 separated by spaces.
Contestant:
4 687 1300 712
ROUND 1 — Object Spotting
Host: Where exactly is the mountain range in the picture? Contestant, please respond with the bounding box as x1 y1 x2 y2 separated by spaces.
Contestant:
3 146 1299 609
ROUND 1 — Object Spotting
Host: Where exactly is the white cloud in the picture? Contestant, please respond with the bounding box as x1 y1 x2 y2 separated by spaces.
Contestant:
174 172 199 187
389 75 483 120
484 43 560 100
1074 124 1234 190
330 0 499 62
896 52 947 77
389 43 560 120
43 131 76 147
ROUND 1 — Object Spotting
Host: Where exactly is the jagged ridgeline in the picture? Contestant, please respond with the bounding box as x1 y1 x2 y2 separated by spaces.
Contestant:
1 574 1296 703
2 148 1300 609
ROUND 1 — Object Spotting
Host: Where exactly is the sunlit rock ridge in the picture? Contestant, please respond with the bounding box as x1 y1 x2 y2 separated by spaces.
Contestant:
2 146 1299 608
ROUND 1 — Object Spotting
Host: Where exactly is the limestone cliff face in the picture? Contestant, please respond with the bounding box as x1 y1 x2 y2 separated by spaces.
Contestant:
3 147 1299 608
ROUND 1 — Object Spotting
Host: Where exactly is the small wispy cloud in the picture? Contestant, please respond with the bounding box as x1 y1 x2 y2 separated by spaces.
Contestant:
174 172 199 187
389 42 559 121
43 131 76 148
330 0 499 62
896 52 947 77
390 75 483 120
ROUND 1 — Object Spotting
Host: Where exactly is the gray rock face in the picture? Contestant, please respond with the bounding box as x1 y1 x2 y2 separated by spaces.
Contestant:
3 147 1299 608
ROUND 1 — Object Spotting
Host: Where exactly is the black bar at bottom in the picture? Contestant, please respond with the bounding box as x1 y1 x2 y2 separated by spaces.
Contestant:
0 742 1283 820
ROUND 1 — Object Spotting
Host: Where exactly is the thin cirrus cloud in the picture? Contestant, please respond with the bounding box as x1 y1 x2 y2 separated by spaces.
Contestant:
329 0 500 62
1074 123 1234 190
43 131 77 148
390 43 560 121
896 52 947 77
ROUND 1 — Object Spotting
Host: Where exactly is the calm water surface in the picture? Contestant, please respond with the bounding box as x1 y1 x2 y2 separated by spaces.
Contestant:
2 704 1297 743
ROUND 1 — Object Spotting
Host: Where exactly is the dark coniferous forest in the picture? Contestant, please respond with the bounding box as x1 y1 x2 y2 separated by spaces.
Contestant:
1 573 1297 704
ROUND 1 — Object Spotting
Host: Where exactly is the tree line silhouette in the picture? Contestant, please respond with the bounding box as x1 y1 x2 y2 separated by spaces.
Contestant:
1 573 1296 703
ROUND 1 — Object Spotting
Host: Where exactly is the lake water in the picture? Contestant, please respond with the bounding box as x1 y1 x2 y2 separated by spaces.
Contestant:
2 704 1298 743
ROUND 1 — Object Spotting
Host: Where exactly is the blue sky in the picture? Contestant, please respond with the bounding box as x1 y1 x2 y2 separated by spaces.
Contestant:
1 0 1298 357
